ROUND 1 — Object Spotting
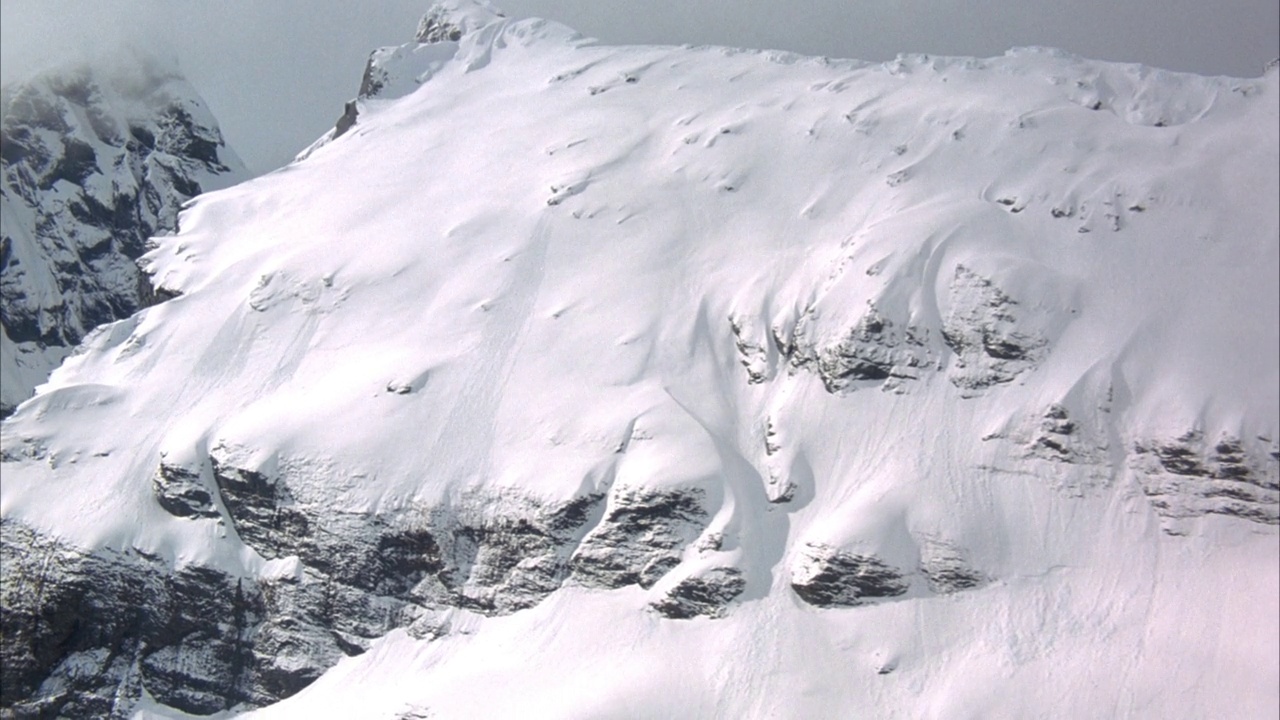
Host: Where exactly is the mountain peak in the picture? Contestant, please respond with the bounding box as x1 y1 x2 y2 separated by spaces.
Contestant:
0 55 245 416
2 17 1276 720
415 0 507 44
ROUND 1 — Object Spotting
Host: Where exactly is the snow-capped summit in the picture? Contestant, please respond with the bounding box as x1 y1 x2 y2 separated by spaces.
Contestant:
307 0 519 151
1 6 1277 719
0 54 245 416
415 0 507 44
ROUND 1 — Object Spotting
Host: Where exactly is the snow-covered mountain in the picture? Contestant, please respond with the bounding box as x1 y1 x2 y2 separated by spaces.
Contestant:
0 54 245 416
2 2 1277 718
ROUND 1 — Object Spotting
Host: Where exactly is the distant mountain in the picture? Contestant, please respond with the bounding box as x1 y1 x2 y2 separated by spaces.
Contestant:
1 2 1276 718
0 54 245 416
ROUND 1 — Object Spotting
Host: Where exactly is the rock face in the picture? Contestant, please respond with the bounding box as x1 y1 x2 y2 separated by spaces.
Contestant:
415 0 505 44
764 264 1049 397
2 441 716 715
795 308 935 393
919 541 987 594
1133 432 1280 531
0 521 260 718
322 0 507 143
0 58 244 415
789 540 987 607
0 518 425 718
650 567 747 619
941 266 1047 393
570 487 710 590
790 544 910 607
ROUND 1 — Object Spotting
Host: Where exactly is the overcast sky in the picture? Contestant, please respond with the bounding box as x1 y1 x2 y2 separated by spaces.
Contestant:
3 0 1277 175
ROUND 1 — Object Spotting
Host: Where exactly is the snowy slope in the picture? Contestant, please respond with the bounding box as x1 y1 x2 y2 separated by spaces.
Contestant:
0 54 246 416
2 3 1277 718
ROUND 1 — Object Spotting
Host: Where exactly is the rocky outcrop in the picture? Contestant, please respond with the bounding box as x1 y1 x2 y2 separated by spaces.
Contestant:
729 315 772 385
650 567 747 619
1025 404 1081 463
764 265 1047 397
325 1 507 142
1133 432 1280 531
570 487 710 589
0 521 260 718
207 451 617 614
790 544 910 607
789 307 934 394
415 0 505 44
919 541 987 594
942 266 1047 393
152 461 221 519
789 540 987 607
0 446 716 714
816 311 931 391
3 430 726 717
0 518 424 718
0 59 243 416
428 492 606 613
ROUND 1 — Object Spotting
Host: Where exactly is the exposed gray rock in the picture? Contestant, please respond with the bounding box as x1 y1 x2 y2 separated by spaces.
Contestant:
429 492 606 613
333 100 360 139
571 487 709 589
2 442 640 717
650 567 747 619
1026 404 1078 462
978 401 1113 496
415 1 505 45
729 315 771 384
325 2 507 142
1 61 243 416
0 521 260 718
1133 432 1280 531
919 541 987 594
251 571 416 700
211 456 447 599
791 307 934 393
790 544 909 607
212 450 620 615
942 266 1046 393
152 460 221 519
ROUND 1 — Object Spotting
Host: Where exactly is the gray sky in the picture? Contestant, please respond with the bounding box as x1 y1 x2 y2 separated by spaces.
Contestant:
3 0 1277 175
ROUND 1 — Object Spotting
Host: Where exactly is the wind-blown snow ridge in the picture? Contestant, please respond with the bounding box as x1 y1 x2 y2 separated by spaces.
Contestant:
2 5 1277 718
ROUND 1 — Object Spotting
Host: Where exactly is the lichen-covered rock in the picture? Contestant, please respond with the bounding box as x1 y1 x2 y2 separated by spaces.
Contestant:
571 487 709 589
650 567 747 619
790 544 909 607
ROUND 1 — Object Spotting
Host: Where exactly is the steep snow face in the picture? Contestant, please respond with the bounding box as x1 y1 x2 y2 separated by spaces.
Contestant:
2 5 1278 718
0 56 245 416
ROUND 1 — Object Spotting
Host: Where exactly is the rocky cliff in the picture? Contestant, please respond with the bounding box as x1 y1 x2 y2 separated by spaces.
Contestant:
0 55 245 416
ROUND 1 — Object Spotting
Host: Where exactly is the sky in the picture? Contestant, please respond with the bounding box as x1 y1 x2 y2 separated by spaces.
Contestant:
2 0 1277 175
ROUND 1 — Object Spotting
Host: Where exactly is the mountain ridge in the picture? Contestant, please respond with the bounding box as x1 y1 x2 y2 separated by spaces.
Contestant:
0 52 246 416
2 3 1277 717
